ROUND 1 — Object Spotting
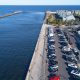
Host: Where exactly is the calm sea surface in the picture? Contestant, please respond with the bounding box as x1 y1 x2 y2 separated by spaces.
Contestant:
0 5 80 80
0 10 44 80
0 5 80 13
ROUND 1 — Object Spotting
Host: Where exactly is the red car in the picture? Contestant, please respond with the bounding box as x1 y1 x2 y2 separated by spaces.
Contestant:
50 76 60 80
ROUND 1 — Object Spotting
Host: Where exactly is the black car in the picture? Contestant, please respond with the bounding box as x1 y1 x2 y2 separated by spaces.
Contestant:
48 48 55 52
48 50 55 54
67 57 77 63
59 41 68 46
49 59 57 62
48 73 56 78
48 50 55 55
56 28 62 34
63 51 73 55
48 61 58 66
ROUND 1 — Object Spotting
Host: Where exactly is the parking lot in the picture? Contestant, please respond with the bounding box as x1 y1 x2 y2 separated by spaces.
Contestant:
46 26 80 80
63 27 80 60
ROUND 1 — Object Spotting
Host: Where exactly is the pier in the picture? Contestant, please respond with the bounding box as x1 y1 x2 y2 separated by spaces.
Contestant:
25 12 49 80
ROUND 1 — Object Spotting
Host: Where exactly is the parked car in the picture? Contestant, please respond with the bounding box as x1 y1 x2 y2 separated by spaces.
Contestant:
47 53 56 57
49 65 58 69
48 50 55 54
59 34 65 38
62 46 71 52
48 27 54 38
49 76 60 80
48 48 55 52
72 48 79 56
67 57 77 63
63 51 73 55
48 33 54 38
68 63 78 69
63 54 77 63
48 56 56 60
48 73 56 78
58 38 66 42
59 41 68 46
48 67 58 72
49 37 55 43
49 61 58 66
58 34 64 37
49 45 55 50
48 54 56 57
71 69 80 79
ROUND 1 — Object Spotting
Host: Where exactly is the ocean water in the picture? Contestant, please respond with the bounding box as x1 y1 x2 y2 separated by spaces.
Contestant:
0 5 80 80
0 5 80 13
0 10 44 80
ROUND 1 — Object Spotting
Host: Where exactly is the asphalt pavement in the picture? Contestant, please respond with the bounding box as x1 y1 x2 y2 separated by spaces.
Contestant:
54 27 70 80
46 26 80 80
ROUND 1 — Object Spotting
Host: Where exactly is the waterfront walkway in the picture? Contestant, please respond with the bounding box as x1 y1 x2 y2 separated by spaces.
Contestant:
25 24 48 80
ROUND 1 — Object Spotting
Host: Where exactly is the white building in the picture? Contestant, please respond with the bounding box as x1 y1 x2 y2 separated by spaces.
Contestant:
63 15 75 21
57 10 75 21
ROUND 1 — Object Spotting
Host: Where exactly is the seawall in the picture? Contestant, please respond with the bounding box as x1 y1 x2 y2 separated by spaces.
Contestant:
25 12 49 80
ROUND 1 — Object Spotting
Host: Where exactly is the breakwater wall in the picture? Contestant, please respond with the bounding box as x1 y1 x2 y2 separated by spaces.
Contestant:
0 11 22 19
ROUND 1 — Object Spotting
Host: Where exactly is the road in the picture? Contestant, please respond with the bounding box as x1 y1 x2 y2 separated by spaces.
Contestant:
54 27 70 80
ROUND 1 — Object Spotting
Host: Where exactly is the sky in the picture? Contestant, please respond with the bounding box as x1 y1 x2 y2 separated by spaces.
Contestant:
0 0 80 5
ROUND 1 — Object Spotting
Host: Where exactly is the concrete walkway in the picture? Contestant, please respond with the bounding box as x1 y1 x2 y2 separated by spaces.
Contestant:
25 24 48 80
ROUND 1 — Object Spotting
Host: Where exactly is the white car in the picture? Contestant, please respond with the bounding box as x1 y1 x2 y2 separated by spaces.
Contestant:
49 45 55 50
50 65 59 69
58 34 64 36
68 63 78 69
48 33 54 37
71 69 80 78
62 46 71 52
73 48 78 53
49 38 55 42
48 54 56 58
